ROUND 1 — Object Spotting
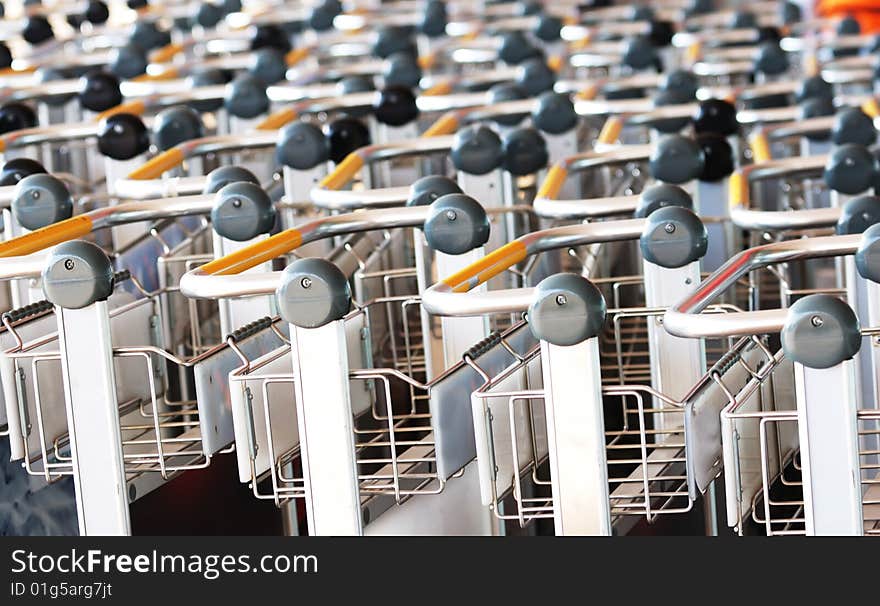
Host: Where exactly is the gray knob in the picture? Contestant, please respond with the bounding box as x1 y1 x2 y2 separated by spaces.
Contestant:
202 165 259 194
780 1 802 25
194 2 223 28
499 31 542 65
622 36 658 71
754 42 789 76
516 57 555 96
110 43 147 79
373 25 416 59
831 107 877 146
12 174 73 230
383 52 422 89
152 105 203 151
276 257 351 328
211 181 276 241
502 127 548 176
423 193 489 255
630 6 655 21
856 222 880 282
488 83 528 127
249 47 287 85
652 89 693 134
534 14 562 42
406 175 462 207
800 96 835 120
838 15 861 35
635 183 693 218
224 73 269 119
451 125 503 175
730 11 757 29
528 273 606 346
649 135 705 184
532 91 577 135
420 1 447 38
796 75 833 103
660 69 698 100
836 194 880 235
42 240 115 309
781 294 861 368
639 206 707 268
823 144 877 195
276 121 329 169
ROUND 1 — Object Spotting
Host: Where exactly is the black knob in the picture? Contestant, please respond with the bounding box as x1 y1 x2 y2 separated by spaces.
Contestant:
0 158 46 186
692 99 739 137
0 102 37 135
194 2 223 28
837 194 880 235
373 86 419 127
488 83 528 127
78 71 122 112
324 117 371 164
780 1 801 25
832 106 877 146
649 135 705 184
652 89 693 134
309 0 341 32
251 24 292 53
97 113 149 160
127 0 149 8
407 175 462 207
695 133 735 182
824 144 878 195
518 1 542 16
0 42 11 70
501 127 548 176
421 1 447 38
532 91 577 135
84 0 109 24
647 20 675 48
23 16 54 45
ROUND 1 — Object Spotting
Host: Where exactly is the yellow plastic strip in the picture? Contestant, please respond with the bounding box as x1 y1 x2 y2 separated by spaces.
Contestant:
575 83 599 101
0 66 36 76
0 216 94 258
597 116 624 145
199 229 303 276
571 35 591 51
861 98 880 119
749 132 771 163
686 41 702 64
317 153 364 191
418 53 437 70
422 112 459 137
536 165 568 200
94 100 147 122
422 81 453 96
547 55 564 72
728 172 748 208
132 68 179 82
127 148 185 180
443 240 528 293
285 47 311 67
150 43 184 64
255 107 299 130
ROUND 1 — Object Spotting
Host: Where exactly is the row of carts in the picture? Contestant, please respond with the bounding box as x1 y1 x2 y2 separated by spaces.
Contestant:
0 0 877 536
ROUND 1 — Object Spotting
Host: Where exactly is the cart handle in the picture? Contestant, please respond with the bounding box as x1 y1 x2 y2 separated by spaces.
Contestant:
534 145 654 204
0 195 214 261
178 206 430 298
664 233 862 339
727 155 827 211
421 219 645 317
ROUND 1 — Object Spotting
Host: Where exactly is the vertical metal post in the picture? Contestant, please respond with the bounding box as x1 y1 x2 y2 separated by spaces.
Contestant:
541 337 611 535
57 301 131 535
694 180 731 272
794 360 863 535
290 320 362 535
212 232 275 335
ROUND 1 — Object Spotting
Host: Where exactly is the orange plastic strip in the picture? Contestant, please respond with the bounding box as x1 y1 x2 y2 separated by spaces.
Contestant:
442 240 528 293
198 229 303 276
536 165 568 200
94 100 147 122
423 112 459 137
728 172 749 208
285 47 311 67
749 132 771 163
127 148 185 180
0 216 94 258
131 68 179 82
597 116 624 145
255 107 299 130
150 43 184 64
317 153 364 191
